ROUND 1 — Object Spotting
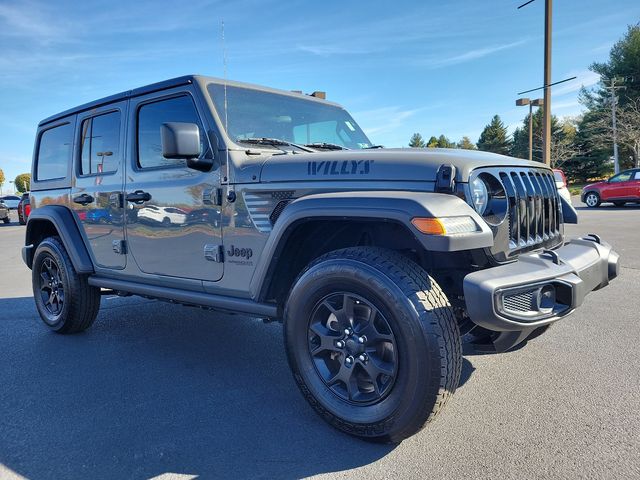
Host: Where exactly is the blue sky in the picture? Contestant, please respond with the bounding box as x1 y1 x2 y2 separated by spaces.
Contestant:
1 0 639 189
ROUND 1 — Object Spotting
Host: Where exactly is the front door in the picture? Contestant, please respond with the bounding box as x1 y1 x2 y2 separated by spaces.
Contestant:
603 170 633 200
124 87 223 281
71 102 127 269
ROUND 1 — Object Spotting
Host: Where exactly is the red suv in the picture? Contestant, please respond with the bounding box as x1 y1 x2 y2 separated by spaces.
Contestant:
581 169 640 207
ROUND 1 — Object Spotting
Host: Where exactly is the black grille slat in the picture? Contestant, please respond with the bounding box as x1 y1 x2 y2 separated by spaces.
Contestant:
491 167 562 258
500 172 518 247
510 173 528 246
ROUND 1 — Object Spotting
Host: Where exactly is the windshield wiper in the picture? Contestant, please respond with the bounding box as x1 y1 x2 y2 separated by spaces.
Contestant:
237 137 315 152
304 142 349 151
363 144 384 149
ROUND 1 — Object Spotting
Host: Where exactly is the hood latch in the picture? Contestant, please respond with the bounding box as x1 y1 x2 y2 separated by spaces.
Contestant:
435 164 457 193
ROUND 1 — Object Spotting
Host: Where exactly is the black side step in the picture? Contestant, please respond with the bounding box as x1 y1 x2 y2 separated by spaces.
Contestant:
88 276 279 318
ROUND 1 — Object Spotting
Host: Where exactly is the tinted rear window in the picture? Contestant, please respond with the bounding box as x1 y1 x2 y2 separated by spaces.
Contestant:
80 111 121 175
37 123 73 181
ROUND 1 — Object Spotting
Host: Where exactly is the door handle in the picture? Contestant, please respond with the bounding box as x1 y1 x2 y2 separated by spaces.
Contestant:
126 190 152 204
73 194 94 205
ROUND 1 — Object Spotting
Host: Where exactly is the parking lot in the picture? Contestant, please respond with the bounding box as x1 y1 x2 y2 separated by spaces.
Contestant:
1 202 639 480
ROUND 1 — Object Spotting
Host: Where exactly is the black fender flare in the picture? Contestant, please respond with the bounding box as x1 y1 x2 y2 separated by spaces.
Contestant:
23 205 94 273
249 190 493 299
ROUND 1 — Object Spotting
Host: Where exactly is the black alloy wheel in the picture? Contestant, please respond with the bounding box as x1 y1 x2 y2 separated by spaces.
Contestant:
308 292 397 405
38 255 65 319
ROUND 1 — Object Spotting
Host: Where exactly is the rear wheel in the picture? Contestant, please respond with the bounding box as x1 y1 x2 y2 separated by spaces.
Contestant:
32 236 100 333
2 217 9 224
584 192 601 208
284 247 461 443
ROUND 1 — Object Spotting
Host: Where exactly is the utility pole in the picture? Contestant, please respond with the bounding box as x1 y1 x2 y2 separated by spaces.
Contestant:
604 77 625 174
542 0 552 166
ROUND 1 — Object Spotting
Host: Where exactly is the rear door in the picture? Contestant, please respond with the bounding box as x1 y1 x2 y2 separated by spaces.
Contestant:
71 102 127 269
124 87 223 281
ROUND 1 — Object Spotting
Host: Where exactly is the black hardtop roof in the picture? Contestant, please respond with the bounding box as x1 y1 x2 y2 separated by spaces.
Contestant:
39 74 339 127
39 75 197 127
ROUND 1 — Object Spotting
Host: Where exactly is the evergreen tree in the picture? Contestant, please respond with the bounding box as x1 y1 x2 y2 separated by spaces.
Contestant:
457 136 477 150
409 133 425 148
510 109 564 162
426 136 439 148
437 135 454 148
476 115 511 155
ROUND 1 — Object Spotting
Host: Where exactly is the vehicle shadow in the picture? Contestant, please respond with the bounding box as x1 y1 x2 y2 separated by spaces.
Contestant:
0 295 475 480
574 204 640 212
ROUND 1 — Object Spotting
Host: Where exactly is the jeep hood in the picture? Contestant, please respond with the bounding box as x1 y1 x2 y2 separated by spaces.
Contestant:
257 148 547 184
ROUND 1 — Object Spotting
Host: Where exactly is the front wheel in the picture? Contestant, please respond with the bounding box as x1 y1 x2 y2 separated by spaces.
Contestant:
284 247 461 443
584 192 601 208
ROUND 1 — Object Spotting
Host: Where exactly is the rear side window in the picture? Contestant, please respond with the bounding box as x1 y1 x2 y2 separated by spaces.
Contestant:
80 111 121 175
37 123 73 181
137 95 205 169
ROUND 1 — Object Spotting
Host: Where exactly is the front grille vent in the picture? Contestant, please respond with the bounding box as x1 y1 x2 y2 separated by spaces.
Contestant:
497 169 560 249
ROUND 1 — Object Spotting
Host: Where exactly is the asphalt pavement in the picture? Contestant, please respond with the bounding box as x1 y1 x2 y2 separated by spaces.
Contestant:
1 202 639 480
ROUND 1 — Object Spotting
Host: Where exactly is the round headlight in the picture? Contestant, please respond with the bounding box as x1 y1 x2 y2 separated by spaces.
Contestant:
470 176 488 215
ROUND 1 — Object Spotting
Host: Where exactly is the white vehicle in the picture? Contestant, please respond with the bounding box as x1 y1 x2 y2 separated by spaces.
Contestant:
137 205 187 225
0 195 21 210
553 169 571 203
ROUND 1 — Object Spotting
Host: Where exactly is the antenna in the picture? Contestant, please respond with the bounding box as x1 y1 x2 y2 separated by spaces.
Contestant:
221 20 232 190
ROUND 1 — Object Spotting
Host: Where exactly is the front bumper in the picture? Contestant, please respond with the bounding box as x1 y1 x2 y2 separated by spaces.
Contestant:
463 235 619 333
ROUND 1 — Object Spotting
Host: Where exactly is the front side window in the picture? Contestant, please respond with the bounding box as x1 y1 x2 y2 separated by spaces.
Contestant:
37 123 73 181
137 95 205 169
207 83 373 149
80 111 121 175
609 171 632 183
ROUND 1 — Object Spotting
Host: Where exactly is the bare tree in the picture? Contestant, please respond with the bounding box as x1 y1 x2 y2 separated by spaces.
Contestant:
589 98 640 168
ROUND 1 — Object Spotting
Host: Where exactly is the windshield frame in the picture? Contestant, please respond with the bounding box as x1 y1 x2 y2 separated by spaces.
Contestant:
206 82 373 151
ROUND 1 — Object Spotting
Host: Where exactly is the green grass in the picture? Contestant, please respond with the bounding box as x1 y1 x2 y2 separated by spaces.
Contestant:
568 183 586 196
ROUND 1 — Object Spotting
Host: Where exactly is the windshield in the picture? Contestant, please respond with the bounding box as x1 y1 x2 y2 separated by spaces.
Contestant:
208 83 373 149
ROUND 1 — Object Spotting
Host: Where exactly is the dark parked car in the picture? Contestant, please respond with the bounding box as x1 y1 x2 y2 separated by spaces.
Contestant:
581 168 640 207
0 200 9 223
18 193 30 225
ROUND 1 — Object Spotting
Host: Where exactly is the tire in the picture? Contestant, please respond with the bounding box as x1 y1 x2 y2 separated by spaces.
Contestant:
19 216 26 225
32 236 100 333
613 201 626 207
284 247 462 443
584 191 601 208
162 217 171 226
2 217 9 224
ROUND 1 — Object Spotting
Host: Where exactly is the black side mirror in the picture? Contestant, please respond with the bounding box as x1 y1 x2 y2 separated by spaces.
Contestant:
161 122 213 172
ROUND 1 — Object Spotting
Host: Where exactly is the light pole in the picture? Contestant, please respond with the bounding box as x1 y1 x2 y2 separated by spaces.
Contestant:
516 97 544 161
542 0 552 166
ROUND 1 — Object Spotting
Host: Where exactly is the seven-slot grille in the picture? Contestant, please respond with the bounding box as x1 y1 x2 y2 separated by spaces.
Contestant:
498 169 561 249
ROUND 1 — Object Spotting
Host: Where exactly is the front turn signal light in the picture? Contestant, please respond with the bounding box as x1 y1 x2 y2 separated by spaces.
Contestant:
411 218 446 235
411 216 479 235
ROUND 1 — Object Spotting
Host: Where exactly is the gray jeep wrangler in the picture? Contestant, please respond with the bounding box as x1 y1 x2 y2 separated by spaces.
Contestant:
23 75 619 442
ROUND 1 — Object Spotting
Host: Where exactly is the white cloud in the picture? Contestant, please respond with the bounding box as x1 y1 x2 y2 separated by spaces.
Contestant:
354 106 424 137
418 39 529 69
0 1 74 44
552 70 601 97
